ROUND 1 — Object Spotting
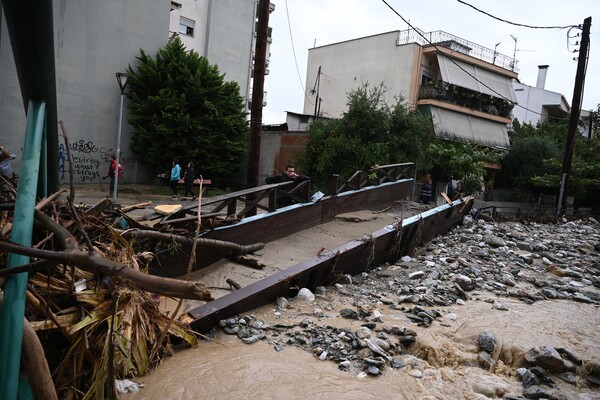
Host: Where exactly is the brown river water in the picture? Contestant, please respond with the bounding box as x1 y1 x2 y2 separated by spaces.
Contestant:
126 296 600 400
125 207 599 399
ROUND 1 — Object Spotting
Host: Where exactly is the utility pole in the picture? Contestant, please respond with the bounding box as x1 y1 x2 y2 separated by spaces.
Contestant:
557 16 591 216
246 0 270 189
313 66 321 117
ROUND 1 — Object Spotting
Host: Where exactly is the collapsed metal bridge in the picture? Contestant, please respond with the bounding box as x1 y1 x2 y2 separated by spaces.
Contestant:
147 163 473 332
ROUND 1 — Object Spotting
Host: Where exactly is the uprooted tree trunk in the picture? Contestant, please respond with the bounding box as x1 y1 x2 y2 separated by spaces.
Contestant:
0 239 213 301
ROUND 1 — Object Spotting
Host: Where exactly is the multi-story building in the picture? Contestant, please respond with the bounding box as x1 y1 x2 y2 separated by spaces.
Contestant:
303 28 518 149
0 1 271 184
169 0 274 113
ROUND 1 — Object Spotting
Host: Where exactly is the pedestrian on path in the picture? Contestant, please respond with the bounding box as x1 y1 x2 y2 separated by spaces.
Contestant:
265 164 310 207
183 162 196 200
104 155 122 197
170 159 181 199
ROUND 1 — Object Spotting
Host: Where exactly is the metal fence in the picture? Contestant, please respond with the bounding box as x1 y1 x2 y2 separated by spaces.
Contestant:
397 28 518 72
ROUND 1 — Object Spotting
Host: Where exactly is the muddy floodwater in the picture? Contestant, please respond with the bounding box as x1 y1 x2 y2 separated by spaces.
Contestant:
127 296 599 400
125 208 600 400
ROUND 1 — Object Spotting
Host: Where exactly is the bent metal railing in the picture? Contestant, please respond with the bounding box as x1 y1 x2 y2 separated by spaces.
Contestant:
156 180 310 228
331 163 415 195
156 163 415 229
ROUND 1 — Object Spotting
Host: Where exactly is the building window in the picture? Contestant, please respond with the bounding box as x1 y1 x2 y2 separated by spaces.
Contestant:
179 17 195 37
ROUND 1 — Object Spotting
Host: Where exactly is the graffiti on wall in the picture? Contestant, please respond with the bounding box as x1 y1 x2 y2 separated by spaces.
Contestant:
58 140 134 183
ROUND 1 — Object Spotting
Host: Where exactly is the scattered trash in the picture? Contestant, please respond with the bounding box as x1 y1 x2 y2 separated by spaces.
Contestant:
115 379 145 394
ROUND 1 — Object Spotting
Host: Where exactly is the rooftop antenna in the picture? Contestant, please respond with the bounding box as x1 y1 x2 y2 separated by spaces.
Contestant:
493 41 501 65
510 34 518 61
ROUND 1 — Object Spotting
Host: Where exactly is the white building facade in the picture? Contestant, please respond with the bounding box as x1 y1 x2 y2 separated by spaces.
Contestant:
512 65 570 125
169 0 274 113
304 29 518 149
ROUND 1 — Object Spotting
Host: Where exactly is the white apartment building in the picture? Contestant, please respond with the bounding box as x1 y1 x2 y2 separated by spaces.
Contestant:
304 29 518 149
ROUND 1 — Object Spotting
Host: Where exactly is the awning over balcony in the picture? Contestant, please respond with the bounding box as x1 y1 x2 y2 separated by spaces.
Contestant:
430 106 510 148
437 54 516 102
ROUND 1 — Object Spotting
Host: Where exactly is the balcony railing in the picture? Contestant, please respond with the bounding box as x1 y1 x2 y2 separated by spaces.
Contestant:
397 28 518 72
419 82 513 118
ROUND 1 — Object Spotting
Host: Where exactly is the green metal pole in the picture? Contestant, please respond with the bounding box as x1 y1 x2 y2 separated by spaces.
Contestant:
0 100 46 400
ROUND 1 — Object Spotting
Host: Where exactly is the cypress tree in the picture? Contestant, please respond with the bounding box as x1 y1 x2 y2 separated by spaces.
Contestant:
126 37 248 186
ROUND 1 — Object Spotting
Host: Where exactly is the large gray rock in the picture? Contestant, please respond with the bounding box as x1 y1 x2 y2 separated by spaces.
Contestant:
340 308 360 319
484 235 507 248
477 331 497 353
478 351 494 370
525 345 567 372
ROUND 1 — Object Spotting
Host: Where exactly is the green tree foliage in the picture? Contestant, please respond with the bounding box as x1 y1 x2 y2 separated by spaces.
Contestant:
302 83 435 188
126 37 248 185
501 134 562 190
426 139 501 194
498 119 600 205
590 103 600 138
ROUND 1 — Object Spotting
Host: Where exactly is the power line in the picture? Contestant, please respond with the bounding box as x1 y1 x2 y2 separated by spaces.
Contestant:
379 0 570 121
284 0 313 106
456 0 578 30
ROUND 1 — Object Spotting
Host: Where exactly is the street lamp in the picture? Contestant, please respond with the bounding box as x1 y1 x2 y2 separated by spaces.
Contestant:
114 72 130 200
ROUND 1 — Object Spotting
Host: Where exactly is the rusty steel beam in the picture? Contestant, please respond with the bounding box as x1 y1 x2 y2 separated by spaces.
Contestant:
187 198 473 332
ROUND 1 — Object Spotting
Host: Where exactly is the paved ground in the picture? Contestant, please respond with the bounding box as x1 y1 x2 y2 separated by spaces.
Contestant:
64 183 203 210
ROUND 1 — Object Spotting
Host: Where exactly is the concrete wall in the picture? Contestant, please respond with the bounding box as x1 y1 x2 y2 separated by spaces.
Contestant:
304 31 417 118
0 0 168 184
259 130 309 183
205 0 256 109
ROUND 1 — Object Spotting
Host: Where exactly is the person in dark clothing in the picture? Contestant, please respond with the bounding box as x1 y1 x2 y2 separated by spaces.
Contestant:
183 162 196 200
265 164 310 207
420 175 432 204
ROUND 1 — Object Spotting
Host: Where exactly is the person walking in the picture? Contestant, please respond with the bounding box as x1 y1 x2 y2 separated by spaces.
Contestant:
183 161 196 200
170 159 181 199
104 155 122 197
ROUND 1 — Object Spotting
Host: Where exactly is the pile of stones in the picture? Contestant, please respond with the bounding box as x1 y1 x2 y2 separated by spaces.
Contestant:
217 217 600 394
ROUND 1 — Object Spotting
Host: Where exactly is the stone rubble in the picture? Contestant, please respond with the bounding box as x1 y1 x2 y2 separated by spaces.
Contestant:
217 217 600 398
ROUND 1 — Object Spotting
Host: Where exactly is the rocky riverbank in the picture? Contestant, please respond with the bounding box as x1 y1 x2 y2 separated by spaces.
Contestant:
215 216 600 399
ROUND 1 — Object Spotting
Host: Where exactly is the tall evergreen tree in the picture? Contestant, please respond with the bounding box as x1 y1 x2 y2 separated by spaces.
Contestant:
126 37 248 185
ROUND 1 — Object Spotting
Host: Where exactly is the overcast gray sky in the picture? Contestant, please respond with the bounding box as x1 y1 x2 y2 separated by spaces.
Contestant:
262 0 598 124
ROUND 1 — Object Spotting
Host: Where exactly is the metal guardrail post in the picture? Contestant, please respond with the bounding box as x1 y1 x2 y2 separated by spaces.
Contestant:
0 100 46 399
331 174 340 196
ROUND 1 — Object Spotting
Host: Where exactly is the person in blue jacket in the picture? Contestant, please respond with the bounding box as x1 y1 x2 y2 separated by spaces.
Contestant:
170 159 181 198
